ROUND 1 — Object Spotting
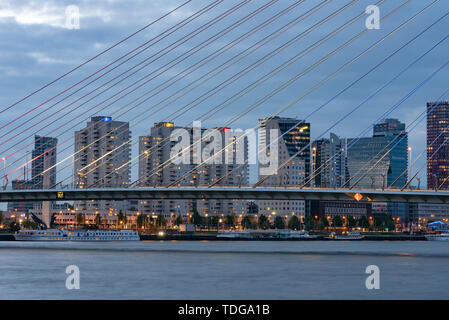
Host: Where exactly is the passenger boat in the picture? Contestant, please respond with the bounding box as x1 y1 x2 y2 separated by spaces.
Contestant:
279 230 318 239
217 230 253 239
327 230 364 240
14 229 140 241
425 232 449 241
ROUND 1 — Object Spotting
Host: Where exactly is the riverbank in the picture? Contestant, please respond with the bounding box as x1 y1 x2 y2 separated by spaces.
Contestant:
140 233 427 241
0 234 15 241
0 232 426 241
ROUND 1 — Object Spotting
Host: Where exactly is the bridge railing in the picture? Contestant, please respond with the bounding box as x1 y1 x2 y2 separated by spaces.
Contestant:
0 183 445 193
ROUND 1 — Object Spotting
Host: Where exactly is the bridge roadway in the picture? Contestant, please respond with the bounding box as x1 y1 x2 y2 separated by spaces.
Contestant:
1 187 449 204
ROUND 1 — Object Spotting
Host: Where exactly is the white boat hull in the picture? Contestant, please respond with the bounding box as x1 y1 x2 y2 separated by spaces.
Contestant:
329 236 364 240
14 229 140 241
425 234 449 241
327 231 364 240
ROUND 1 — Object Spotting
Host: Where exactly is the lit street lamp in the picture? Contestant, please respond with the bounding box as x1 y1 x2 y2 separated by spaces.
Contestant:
408 147 413 180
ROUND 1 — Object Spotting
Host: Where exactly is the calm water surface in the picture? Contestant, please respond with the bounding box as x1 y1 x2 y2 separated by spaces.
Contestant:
0 241 448 299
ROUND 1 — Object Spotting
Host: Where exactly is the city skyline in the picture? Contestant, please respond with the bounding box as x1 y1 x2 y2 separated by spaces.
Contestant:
4 110 446 191
3 110 443 223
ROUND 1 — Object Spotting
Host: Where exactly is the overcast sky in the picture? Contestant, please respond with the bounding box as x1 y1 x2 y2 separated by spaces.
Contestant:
0 0 447 189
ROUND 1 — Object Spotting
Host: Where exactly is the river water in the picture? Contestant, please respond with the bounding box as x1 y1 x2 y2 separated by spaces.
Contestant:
0 241 448 299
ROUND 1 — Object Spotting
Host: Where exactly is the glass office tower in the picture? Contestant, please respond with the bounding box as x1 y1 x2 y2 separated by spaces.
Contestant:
347 119 408 189
427 101 449 190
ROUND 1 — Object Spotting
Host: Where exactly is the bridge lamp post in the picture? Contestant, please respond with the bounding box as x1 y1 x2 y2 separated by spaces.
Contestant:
1 157 5 189
408 147 413 179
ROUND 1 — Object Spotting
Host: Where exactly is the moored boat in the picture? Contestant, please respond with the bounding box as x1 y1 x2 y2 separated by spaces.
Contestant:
217 230 253 239
14 228 140 241
326 230 364 240
279 230 318 239
425 232 449 241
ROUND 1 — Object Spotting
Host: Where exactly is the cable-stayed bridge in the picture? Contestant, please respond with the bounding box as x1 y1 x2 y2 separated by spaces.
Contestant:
1 0 448 225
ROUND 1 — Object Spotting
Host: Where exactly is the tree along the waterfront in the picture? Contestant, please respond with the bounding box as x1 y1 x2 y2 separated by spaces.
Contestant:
242 215 253 229
332 216 343 228
22 220 38 229
319 216 329 231
190 209 203 226
137 214 147 228
358 216 370 229
94 214 102 227
76 212 85 227
225 214 235 227
304 215 315 231
288 215 300 230
117 210 127 227
156 214 167 228
258 214 271 230
175 215 184 226
347 216 357 229
274 216 285 229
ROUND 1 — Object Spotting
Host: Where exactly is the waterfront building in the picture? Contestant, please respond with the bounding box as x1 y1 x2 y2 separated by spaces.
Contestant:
257 117 309 220
427 101 449 190
310 201 372 219
26 208 138 228
408 203 449 223
247 201 259 215
347 119 408 189
312 133 347 188
74 116 131 211
138 122 249 221
371 202 388 217
347 119 408 218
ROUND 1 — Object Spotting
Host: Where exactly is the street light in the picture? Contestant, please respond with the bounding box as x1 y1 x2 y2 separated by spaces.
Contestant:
408 147 413 179
1 157 6 189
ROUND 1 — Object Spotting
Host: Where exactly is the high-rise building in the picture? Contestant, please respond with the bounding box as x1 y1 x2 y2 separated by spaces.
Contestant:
347 118 408 189
74 116 131 210
138 122 249 222
31 135 58 188
257 117 309 220
427 101 449 190
7 136 57 213
138 122 191 221
312 133 347 188
7 180 35 212
346 119 408 220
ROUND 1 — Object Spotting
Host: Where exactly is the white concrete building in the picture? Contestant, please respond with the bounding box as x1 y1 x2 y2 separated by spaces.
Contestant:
257 117 309 221
74 116 131 211
138 122 249 221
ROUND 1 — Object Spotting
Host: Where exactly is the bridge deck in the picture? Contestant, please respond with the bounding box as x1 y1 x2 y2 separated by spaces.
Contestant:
1 187 449 204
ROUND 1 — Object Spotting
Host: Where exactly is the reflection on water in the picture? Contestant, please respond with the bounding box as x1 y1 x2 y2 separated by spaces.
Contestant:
0 241 448 299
